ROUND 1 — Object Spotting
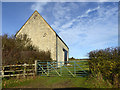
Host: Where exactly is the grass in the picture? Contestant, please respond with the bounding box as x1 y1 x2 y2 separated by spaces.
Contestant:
2 75 113 88
2 76 88 88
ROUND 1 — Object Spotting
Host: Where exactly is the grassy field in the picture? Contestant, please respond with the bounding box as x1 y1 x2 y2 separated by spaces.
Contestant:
2 60 113 88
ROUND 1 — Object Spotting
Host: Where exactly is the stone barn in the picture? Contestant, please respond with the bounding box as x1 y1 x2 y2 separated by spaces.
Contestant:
15 10 69 65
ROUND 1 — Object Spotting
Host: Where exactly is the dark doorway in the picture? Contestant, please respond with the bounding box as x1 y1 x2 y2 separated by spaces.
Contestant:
63 49 67 65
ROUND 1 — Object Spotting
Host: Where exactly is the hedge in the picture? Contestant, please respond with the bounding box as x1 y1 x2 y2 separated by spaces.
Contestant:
88 47 120 88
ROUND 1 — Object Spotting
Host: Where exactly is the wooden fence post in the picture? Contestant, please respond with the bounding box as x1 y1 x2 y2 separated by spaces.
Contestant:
35 60 37 76
2 67 4 78
24 63 26 78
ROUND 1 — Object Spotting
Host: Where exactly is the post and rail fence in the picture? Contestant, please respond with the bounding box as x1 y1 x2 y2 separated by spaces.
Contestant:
0 63 35 78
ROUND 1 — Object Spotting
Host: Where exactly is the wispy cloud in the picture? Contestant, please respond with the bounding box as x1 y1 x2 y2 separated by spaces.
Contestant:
86 6 100 14
30 2 118 58
31 2 48 13
51 2 118 58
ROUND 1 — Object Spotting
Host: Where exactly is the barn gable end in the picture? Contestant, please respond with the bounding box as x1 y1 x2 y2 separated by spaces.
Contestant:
16 10 69 63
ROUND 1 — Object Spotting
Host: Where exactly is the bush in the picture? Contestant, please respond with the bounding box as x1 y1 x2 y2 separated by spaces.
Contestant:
88 47 120 88
2 34 52 65
69 57 75 60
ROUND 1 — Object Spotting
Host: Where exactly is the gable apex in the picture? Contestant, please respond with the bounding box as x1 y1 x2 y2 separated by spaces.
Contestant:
15 10 69 49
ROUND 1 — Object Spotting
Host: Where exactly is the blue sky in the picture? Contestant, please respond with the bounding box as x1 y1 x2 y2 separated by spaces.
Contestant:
2 2 118 59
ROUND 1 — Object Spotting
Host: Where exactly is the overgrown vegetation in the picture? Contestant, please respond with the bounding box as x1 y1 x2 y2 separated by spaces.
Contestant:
2 34 52 65
88 47 120 88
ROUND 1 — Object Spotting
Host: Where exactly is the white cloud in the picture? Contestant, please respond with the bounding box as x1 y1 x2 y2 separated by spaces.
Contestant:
30 2 118 58
86 6 100 14
52 4 118 58
31 2 48 13
52 3 72 20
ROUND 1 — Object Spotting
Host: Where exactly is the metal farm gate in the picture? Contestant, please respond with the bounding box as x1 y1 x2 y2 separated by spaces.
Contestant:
35 60 89 77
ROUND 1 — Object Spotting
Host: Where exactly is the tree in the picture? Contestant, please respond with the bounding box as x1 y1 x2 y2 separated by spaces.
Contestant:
69 57 75 60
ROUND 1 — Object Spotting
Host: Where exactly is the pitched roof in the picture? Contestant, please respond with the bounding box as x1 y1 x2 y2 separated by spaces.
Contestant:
15 10 69 49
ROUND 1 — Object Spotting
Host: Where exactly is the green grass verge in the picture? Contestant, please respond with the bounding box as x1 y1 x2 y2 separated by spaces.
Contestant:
2 75 112 88
2 76 88 88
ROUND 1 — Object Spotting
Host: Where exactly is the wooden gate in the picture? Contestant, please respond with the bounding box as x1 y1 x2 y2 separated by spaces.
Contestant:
35 60 89 77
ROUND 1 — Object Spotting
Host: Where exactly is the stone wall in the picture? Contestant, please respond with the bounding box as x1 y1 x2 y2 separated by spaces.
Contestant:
57 36 69 66
16 11 57 60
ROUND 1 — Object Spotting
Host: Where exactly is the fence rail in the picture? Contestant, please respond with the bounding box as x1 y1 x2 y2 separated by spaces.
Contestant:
0 63 35 78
